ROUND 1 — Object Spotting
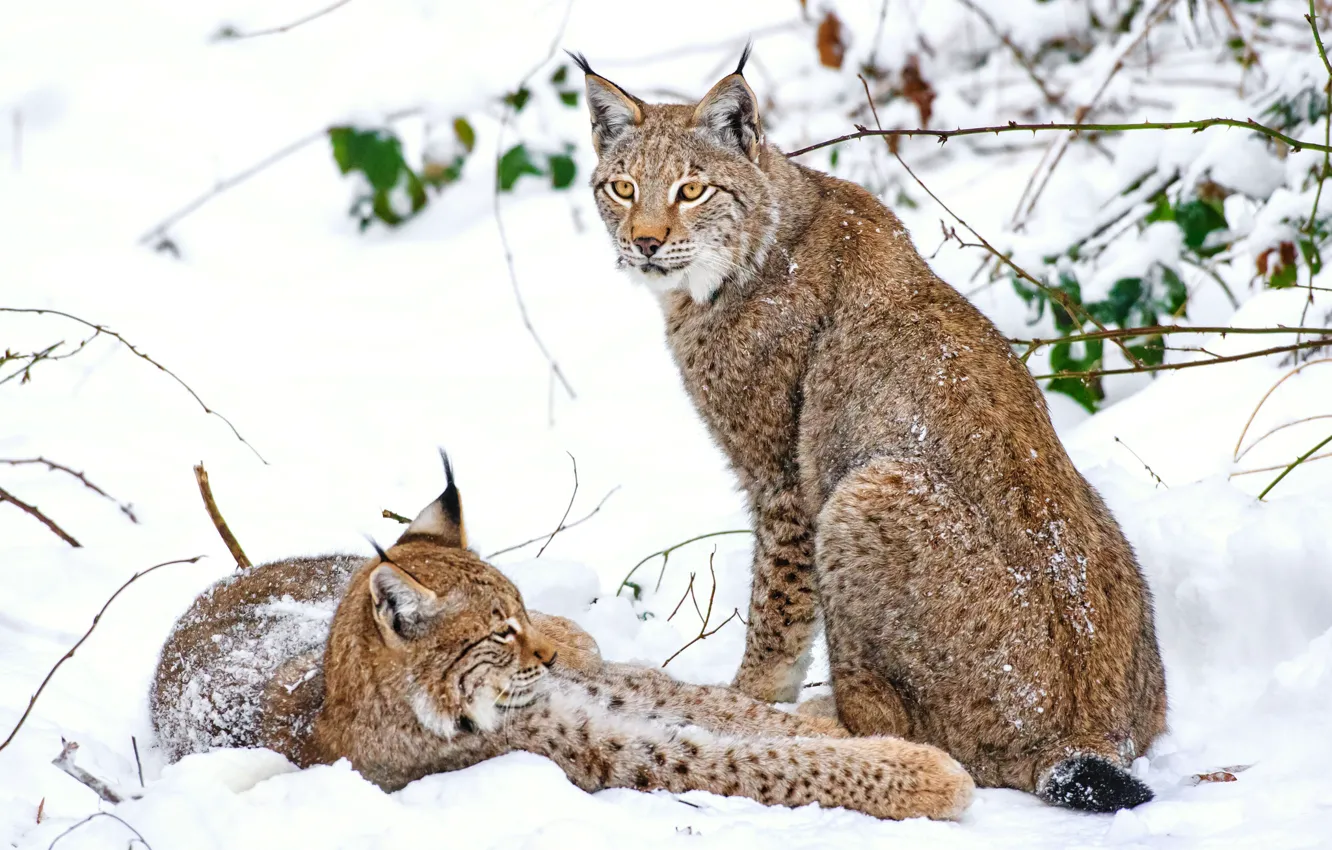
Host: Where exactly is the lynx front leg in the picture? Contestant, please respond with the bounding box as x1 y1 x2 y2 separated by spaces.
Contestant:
732 489 820 703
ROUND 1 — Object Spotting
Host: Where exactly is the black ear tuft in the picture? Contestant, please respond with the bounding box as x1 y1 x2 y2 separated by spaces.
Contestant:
439 448 462 530
565 50 595 76
734 41 754 77
365 535 391 563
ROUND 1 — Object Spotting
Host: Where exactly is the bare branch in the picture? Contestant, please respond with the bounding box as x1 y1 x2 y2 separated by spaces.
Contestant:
954 0 1064 108
1258 432 1332 500
213 0 356 41
136 107 421 248
486 485 620 558
0 457 138 523
48 812 152 850
661 552 742 668
0 308 266 463
0 485 81 547
616 529 753 598
193 463 251 569
536 452 578 558
52 741 128 805
1233 358 1332 460
493 0 578 403
0 556 202 753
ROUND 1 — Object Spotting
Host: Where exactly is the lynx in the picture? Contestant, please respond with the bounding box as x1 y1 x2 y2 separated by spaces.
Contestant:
575 48 1167 812
152 456 973 821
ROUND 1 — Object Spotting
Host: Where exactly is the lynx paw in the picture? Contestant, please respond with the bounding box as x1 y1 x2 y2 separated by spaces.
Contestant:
529 611 603 675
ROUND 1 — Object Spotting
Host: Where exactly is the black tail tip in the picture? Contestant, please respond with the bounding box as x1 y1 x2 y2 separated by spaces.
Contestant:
1038 755 1153 813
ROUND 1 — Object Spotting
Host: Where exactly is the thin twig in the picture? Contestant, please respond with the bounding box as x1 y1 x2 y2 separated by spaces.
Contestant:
0 308 266 464
1235 414 1332 463
1014 0 1179 223
1232 449 1332 477
1258 433 1332 499
493 0 577 402
666 572 698 623
0 556 202 753
0 486 81 547
0 457 138 523
1010 323 1332 353
1114 436 1169 487
382 508 412 524
1033 339 1332 380
661 552 742 668
0 330 100 387
954 0 1064 108
616 529 753 598
52 741 127 805
536 452 578 558
48 812 151 850
214 0 355 40
485 485 619 558
193 464 251 569
135 107 421 247
785 116 1332 158
1233 357 1332 460
131 736 144 788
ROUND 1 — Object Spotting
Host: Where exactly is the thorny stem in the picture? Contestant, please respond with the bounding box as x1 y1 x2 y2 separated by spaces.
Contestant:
786 117 1332 158
0 485 81 547
1033 339 1332 380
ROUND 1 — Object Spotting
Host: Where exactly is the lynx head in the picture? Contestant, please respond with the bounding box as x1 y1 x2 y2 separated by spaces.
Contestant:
353 452 557 739
572 47 779 303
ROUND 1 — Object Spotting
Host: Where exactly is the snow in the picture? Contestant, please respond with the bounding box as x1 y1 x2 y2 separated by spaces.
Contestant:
3 0 1332 847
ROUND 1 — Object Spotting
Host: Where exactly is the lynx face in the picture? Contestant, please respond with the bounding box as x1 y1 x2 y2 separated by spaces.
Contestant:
577 51 778 303
368 544 558 738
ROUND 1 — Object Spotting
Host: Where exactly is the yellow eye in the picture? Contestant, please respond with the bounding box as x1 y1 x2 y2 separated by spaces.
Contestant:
678 182 705 202
611 180 635 200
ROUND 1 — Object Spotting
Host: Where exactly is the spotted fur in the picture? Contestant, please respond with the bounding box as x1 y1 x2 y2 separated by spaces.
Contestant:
578 55 1167 811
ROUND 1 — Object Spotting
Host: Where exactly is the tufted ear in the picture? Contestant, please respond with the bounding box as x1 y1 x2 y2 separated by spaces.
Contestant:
568 51 643 157
692 45 762 162
369 563 439 642
397 449 467 548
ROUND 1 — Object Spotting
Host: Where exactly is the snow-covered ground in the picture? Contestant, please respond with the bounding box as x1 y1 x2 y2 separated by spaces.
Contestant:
3 0 1331 847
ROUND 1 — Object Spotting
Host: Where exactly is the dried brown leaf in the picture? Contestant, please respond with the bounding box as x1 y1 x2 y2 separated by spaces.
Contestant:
817 11 846 69
901 55 936 127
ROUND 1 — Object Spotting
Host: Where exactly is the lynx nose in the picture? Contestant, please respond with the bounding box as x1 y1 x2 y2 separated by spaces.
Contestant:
634 236 663 257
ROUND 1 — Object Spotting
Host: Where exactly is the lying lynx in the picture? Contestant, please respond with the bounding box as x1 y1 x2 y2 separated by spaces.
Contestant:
153 456 972 821
574 48 1167 812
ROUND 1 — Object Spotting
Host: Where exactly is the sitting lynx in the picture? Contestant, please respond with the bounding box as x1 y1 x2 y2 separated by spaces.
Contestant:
573 48 1167 812
152 456 972 821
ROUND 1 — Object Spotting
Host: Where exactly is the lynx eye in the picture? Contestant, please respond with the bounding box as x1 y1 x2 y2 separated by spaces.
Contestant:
677 181 706 202
610 180 635 200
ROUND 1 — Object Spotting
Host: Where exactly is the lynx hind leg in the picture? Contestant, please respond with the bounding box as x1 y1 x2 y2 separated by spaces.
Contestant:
528 612 603 675
260 650 325 767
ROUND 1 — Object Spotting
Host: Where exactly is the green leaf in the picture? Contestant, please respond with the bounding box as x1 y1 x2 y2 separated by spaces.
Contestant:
1050 273 1083 332
1048 377 1102 413
1270 262 1298 288
1144 192 1174 224
830 149 840 169
326 126 408 192
1158 265 1188 316
1299 238 1323 276
1090 277 1142 327
504 87 531 112
558 90 580 107
497 143 544 191
550 64 569 85
548 153 577 190
453 117 476 153
1174 199 1228 254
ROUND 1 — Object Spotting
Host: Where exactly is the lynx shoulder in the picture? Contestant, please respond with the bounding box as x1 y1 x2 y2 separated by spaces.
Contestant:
577 50 1166 813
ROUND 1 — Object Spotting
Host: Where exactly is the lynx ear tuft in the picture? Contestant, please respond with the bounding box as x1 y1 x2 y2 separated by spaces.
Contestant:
396 450 467 548
369 564 438 642
569 50 644 157
692 59 762 163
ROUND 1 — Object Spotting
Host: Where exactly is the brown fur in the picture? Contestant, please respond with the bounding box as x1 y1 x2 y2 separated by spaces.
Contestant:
580 58 1166 807
152 469 973 821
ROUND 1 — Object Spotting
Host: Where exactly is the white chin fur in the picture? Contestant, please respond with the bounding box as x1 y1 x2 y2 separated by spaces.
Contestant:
624 263 725 305
410 690 457 740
